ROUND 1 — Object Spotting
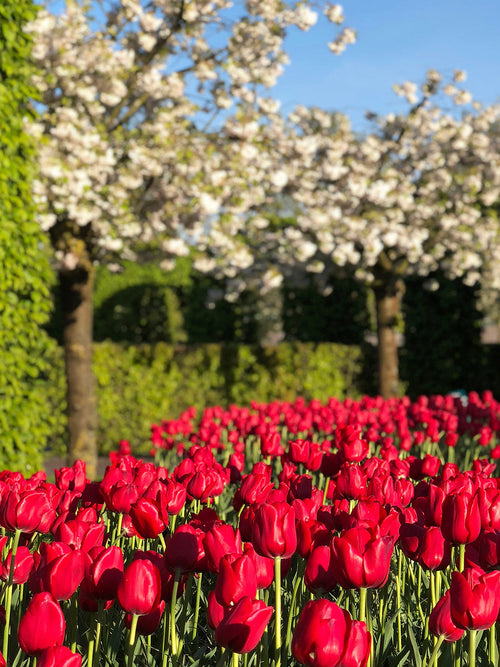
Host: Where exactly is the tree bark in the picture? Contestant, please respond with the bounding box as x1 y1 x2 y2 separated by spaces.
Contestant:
374 278 404 399
59 254 98 479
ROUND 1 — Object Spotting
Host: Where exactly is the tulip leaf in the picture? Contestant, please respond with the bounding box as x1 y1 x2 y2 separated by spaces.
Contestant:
406 623 423 667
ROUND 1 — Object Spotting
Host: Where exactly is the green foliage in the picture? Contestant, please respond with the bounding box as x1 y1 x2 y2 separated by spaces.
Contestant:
0 0 55 473
400 273 483 396
283 278 371 344
42 341 366 456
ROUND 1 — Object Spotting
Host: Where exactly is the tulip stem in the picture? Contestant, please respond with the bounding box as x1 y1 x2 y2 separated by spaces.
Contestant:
397 550 403 653
171 570 180 657
285 561 304 660
469 629 477 667
426 635 444 667
232 653 239 667
192 573 203 640
489 623 496 666
3 528 21 660
274 556 281 667
359 587 367 624
127 614 139 667
459 544 465 572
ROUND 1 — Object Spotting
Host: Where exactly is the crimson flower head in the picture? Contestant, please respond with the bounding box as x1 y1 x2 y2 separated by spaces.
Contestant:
203 523 242 573
37 646 82 667
291 599 371 667
260 432 284 458
336 425 369 463
214 596 273 654
117 558 162 616
130 497 167 539
251 501 297 559
0 545 34 585
441 491 481 544
0 488 55 535
215 553 257 607
330 524 394 589
449 567 500 630
85 545 124 600
165 524 204 573
429 590 465 642
18 592 66 657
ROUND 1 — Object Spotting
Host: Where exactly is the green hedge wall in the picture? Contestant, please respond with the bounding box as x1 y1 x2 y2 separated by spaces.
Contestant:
42 341 369 456
0 0 56 475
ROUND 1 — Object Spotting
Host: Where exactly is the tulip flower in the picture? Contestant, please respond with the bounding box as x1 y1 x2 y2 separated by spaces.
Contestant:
304 544 337 594
214 596 273 654
243 544 274 590
207 589 226 630
215 553 257 607
0 488 54 535
291 599 370 667
84 545 124 600
0 545 34 585
441 492 481 545
117 559 162 616
449 567 500 630
18 592 66 656
203 523 242 573
124 599 165 635
37 646 82 667
429 591 465 642
251 501 297 559
130 497 167 539
165 524 205 573
330 524 394 589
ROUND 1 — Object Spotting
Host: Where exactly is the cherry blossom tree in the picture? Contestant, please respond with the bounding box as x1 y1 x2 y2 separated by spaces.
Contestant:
188 71 500 398
27 0 354 475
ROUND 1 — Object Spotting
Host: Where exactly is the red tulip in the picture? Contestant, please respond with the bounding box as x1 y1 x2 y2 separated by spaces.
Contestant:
124 599 165 635
399 523 451 571
165 524 204 573
85 545 124 600
215 553 257 607
0 545 34 584
330 524 394 589
252 501 297 559
44 548 90 601
130 497 167 539
18 592 65 656
37 646 82 667
117 559 162 616
449 567 500 630
441 492 481 544
214 596 273 654
304 544 337 594
243 544 274 590
207 589 226 630
429 591 465 642
203 523 242 573
0 489 54 535
291 599 370 667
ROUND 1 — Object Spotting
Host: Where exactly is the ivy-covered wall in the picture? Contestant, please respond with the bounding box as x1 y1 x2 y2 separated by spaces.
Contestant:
0 0 55 473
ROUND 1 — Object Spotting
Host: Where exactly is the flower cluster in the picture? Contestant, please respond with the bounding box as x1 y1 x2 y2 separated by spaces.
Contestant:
0 390 500 665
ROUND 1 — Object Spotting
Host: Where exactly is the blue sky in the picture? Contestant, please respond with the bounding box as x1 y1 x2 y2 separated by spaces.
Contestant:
273 0 500 130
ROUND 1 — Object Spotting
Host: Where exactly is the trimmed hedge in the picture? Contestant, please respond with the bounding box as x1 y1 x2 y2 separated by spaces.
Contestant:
42 341 368 456
0 0 55 474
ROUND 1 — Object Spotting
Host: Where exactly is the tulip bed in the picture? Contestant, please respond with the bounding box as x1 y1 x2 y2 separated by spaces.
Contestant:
1 392 500 666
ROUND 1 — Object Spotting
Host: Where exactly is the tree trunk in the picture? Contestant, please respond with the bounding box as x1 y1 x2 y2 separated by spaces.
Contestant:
374 278 404 399
59 254 98 479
